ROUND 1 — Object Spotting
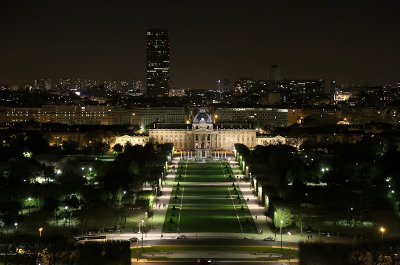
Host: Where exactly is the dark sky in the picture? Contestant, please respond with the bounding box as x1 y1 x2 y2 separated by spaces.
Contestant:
1 0 399 89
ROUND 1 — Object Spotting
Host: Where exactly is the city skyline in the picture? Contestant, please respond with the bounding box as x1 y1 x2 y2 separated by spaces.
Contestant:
1 0 399 89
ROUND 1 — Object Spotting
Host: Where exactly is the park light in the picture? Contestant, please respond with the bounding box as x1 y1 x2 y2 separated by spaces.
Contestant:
380 227 385 238
89 167 92 172
287 232 292 250
280 220 283 252
123 190 126 195
38 227 43 237
56 169 62 175
14 222 18 230
81 167 85 171
141 219 145 251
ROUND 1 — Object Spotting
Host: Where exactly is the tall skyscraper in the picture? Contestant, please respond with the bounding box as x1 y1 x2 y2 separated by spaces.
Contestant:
269 65 281 81
146 29 170 97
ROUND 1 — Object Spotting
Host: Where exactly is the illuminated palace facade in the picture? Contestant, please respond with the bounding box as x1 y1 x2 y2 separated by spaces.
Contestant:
148 108 256 158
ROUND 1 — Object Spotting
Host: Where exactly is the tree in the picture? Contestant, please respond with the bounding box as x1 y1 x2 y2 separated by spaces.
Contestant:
58 158 85 192
62 140 80 154
234 144 250 160
273 207 294 229
113 143 123 154
25 131 50 155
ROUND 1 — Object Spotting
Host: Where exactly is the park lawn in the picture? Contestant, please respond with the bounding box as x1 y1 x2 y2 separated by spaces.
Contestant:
163 160 257 233
133 245 299 260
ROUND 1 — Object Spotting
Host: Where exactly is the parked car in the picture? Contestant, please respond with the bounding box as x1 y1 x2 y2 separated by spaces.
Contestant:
197 258 211 263
128 237 138 243
263 236 276 241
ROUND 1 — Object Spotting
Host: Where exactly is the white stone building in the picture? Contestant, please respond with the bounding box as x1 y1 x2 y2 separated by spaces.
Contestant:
149 108 256 158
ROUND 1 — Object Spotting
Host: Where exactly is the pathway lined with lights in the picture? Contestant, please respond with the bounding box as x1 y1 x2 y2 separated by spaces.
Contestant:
145 155 272 238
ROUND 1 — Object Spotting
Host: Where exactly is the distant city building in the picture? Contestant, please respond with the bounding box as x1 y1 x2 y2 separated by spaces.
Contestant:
169 88 186 97
334 91 352 102
132 79 143 93
57 78 72 91
0 105 131 125
215 107 299 128
259 93 281 105
146 29 170 97
233 78 255 95
323 79 334 94
269 65 281 81
130 106 187 129
34 78 52 90
275 80 325 94
216 79 231 93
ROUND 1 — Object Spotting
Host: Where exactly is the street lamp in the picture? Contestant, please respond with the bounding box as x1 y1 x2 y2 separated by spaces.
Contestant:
380 227 385 238
287 232 292 250
280 220 283 252
14 222 18 231
141 219 144 251
38 227 43 237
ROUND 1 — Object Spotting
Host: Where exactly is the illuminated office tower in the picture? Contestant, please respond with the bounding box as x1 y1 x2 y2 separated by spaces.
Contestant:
146 29 170 97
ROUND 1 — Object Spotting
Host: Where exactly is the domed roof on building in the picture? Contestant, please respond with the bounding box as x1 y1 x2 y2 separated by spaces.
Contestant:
193 108 212 124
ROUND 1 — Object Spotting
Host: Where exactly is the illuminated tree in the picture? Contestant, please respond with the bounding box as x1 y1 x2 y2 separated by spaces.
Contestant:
273 208 293 229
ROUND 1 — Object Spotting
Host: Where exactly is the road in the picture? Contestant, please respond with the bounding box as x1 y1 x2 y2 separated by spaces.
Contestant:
105 233 296 248
134 261 298 265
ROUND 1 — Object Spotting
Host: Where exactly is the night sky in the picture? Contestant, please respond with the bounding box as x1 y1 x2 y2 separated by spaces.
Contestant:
1 0 399 89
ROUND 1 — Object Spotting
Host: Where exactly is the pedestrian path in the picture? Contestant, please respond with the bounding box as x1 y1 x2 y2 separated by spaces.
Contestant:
146 157 180 236
229 159 273 238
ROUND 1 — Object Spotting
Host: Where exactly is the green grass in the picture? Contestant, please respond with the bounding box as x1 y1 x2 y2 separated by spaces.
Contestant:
162 160 257 233
132 245 299 260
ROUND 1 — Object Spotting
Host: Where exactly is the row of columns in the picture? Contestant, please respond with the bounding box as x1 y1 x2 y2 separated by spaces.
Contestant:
179 150 228 160
180 150 194 159
214 151 227 159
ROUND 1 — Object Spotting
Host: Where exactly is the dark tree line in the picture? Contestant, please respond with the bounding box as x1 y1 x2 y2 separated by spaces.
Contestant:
300 238 400 265
0 234 130 265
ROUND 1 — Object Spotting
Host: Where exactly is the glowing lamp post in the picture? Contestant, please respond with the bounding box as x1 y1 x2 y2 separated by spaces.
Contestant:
38 227 43 237
380 227 385 239
141 219 144 251
280 220 283 252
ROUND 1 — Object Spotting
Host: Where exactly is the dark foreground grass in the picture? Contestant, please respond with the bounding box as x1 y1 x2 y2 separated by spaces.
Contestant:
132 245 299 260
163 160 257 233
